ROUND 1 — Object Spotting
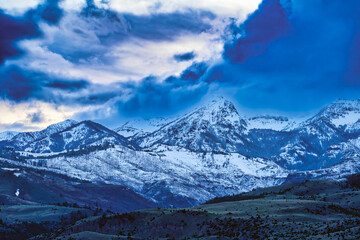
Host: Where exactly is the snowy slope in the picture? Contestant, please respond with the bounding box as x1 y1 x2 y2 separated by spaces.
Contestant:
270 121 346 170
272 100 360 170
286 158 360 183
300 99 360 136
307 100 360 128
114 117 172 139
27 120 137 153
246 116 297 131
1 119 78 150
9 145 287 207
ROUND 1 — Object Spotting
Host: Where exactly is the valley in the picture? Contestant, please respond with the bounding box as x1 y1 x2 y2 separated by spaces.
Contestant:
1 174 359 239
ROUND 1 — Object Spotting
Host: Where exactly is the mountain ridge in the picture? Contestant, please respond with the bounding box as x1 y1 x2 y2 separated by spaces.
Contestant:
1 97 360 207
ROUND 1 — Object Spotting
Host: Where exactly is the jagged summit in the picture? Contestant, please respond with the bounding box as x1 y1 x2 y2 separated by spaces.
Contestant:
136 97 250 152
114 97 241 140
190 96 242 125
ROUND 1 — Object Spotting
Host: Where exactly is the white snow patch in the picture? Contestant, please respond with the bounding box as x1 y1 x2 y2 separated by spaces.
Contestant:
2 168 20 172
331 111 360 127
246 116 297 131
114 117 172 138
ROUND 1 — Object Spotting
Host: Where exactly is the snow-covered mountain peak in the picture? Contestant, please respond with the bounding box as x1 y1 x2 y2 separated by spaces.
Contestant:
187 97 243 126
137 97 250 152
319 99 360 116
0 131 19 141
0 119 138 153
306 99 360 127
5 119 79 147
63 120 129 140
41 119 79 135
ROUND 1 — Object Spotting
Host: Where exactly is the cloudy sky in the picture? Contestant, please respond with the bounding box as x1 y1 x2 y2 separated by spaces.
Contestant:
0 0 359 131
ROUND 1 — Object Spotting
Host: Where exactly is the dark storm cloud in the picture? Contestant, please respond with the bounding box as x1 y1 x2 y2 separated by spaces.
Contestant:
165 62 208 87
73 91 119 106
223 0 291 63
115 62 209 117
81 0 215 41
117 80 208 118
0 66 41 101
47 80 89 91
179 62 208 82
0 0 65 66
27 111 44 123
0 65 89 102
121 11 214 41
25 0 64 25
173 52 196 62
73 61 210 121
46 0 215 64
0 0 91 104
0 0 212 114
0 10 40 65
204 0 360 112
0 0 83 104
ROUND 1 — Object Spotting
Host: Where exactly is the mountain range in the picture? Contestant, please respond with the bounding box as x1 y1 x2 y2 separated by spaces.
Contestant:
1 97 360 209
